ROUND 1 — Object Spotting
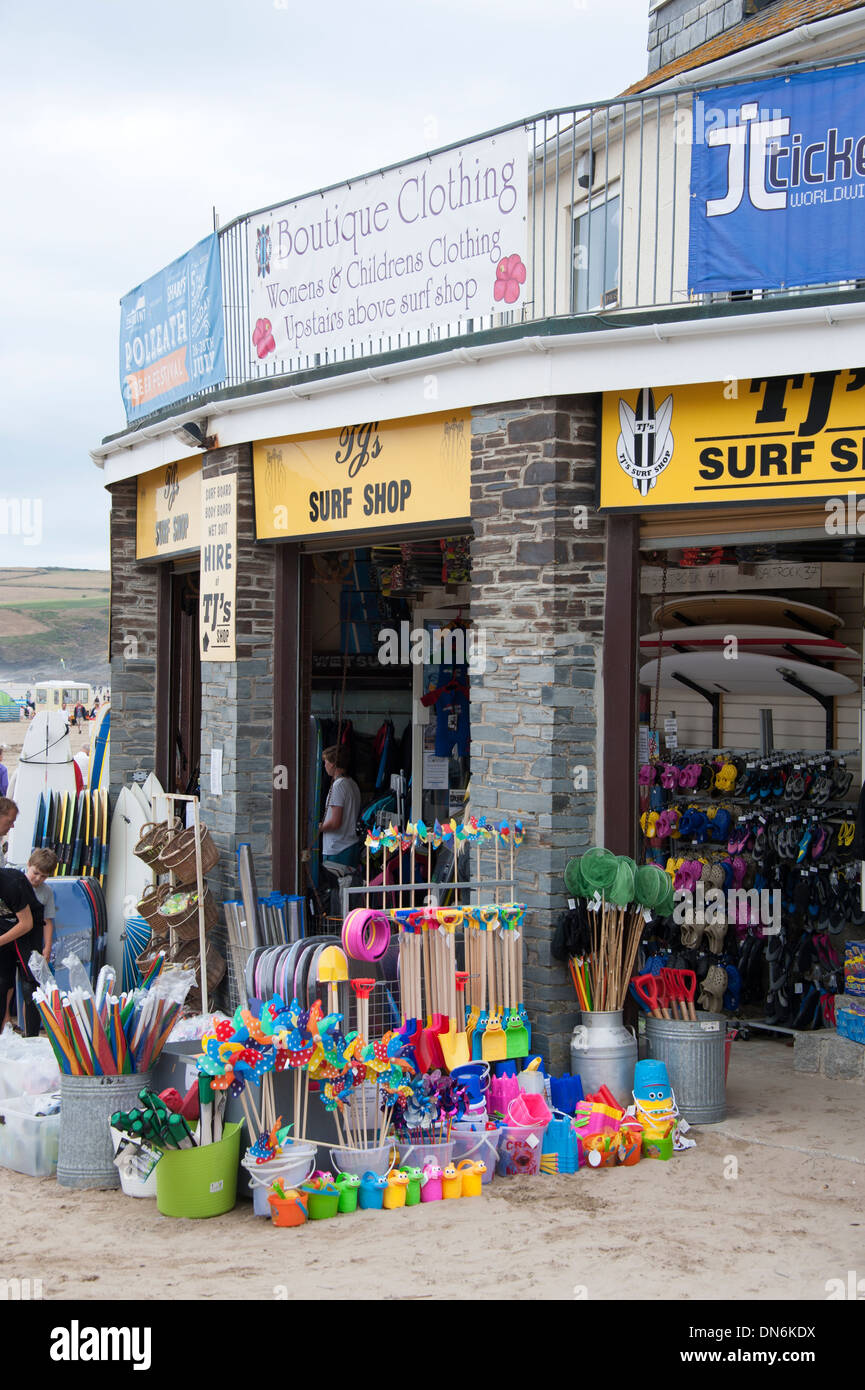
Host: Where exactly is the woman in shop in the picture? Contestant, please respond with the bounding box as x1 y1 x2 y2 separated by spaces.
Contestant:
319 746 362 869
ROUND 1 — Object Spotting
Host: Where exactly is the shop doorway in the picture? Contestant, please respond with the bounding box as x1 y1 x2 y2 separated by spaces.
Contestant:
167 568 201 796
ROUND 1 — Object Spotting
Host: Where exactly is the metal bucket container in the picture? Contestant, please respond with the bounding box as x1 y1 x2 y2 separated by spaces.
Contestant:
569 1010 637 1108
645 1012 726 1124
57 1072 152 1190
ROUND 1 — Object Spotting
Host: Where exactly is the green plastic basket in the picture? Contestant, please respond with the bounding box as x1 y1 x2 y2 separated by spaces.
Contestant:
156 1122 242 1219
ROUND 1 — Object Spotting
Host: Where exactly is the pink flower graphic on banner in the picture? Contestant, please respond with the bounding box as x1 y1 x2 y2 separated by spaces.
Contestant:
252 317 276 359
494 253 526 304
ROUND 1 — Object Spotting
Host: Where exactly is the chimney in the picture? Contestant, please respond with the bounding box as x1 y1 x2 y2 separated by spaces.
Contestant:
647 0 779 74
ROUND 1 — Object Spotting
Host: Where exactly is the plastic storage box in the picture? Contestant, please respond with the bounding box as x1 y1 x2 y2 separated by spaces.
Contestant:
0 1093 61 1178
0 1035 61 1101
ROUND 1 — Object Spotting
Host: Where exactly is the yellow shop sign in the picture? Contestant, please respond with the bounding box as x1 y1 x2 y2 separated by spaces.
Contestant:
600 372 865 509
253 410 470 541
136 457 201 558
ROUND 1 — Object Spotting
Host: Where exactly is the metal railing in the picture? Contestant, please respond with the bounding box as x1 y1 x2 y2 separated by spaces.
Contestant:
126 50 865 429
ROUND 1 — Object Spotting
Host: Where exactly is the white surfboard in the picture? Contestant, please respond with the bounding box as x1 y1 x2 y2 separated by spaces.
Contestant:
129 782 152 819
652 593 841 634
640 624 858 662
7 711 77 864
103 786 153 977
140 771 170 825
639 650 855 695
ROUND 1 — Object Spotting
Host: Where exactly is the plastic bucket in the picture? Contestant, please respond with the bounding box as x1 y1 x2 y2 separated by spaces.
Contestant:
303 1185 340 1220
243 1143 316 1216
451 1124 500 1185
496 1122 547 1177
329 1142 394 1178
268 1190 308 1226
645 1012 726 1124
507 1093 552 1128
517 1070 546 1095
110 1127 158 1198
58 1072 152 1190
156 1122 242 1218
450 1063 490 1105
550 1074 584 1116
397 1139 454 1172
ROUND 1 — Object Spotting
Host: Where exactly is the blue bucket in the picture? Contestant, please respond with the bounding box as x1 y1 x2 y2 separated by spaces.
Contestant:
550 1074 584 1116
451 1063 490 1106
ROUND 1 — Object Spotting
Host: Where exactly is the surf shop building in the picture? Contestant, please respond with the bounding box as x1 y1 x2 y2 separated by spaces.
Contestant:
92 0 865 1066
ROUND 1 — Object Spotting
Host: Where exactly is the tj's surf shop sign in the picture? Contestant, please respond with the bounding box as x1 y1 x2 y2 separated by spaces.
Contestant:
600 371 865 509
253 411 470 541
136 458 201 559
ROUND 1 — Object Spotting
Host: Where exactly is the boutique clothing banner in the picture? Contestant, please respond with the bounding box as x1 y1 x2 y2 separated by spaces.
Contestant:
689 62 865 292
120 234 225 422
246 130 528 364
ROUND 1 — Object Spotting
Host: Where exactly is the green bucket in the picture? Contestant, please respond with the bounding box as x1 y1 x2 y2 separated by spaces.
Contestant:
156 1122 242 1219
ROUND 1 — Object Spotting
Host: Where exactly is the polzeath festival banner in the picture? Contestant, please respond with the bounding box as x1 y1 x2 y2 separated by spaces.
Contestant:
246 130 528 365
119 235 225 422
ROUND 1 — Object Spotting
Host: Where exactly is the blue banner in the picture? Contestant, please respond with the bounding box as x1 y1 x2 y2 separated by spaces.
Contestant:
119 234 225 422
689 63 865 293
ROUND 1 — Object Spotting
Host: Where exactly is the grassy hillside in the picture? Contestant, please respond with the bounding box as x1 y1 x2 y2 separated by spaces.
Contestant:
0 568 110 684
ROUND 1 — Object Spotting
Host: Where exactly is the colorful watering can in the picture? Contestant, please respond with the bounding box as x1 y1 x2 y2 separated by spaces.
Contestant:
399 1164 422 1206
441 1162 462 1200
383 1170 410 1210
456 1158 486 1196
358 1171 388 1210
334 1172 360 1213
420 1158 443 1202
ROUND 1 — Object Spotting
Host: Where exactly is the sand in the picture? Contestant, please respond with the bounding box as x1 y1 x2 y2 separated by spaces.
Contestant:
1 1038 863 1302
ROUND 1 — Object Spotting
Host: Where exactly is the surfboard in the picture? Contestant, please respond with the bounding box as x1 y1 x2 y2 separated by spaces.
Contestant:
639 650 856 695
140 772 169 824
6 710 77 866
129 782 152 820
79 789 91 877
103 787 151 976
88 790 101 883
640 625 859 662
88 705 110 791
33 792 47 850
99 788 109 883
652 593 842 635
69 789 86 877
56 791 70 876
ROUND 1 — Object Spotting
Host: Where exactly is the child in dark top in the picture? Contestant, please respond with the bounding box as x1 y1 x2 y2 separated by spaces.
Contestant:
0 860 47 1037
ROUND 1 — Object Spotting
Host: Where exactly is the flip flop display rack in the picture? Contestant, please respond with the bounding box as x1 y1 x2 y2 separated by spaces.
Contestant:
637 751 860 1029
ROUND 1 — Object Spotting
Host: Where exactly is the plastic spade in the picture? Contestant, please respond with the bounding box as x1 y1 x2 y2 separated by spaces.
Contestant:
442 969 470 1071
677 968 697 1021
318 945 348 1016
632 973 663 1018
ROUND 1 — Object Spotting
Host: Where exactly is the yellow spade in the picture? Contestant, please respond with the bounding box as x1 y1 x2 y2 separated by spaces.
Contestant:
318 946 348 1016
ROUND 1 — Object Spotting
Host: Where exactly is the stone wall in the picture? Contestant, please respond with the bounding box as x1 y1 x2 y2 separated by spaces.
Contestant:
199 444 276 906
648 0 745 70
107 477 159 797
469 396 605 1071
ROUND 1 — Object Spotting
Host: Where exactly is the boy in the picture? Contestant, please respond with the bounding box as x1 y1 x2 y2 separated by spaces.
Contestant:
0 849 56 1035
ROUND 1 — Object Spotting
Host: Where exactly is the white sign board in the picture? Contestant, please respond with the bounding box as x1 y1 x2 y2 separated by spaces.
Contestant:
200 473 237 662
247 130 528 363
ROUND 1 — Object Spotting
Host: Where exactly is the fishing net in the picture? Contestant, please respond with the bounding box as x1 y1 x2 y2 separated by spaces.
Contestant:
606 856 636 907
634 863 667 909
563 856 587 897
579 847 619 894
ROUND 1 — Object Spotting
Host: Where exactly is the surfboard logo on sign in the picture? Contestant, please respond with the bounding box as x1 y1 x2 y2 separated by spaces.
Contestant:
616 389 674 496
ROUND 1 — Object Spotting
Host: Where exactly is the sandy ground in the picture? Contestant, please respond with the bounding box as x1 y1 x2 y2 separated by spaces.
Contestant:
1 1037 863 1302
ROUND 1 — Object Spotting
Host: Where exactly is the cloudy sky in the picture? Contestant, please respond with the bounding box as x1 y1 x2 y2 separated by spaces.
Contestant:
0 0 649 569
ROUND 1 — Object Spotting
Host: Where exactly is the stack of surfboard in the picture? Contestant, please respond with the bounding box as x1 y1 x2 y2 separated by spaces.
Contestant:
639 593 857 697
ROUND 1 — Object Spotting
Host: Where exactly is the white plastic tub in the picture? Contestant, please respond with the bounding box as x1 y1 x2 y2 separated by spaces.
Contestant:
0 1037 61 1101
0 1093 61 1178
